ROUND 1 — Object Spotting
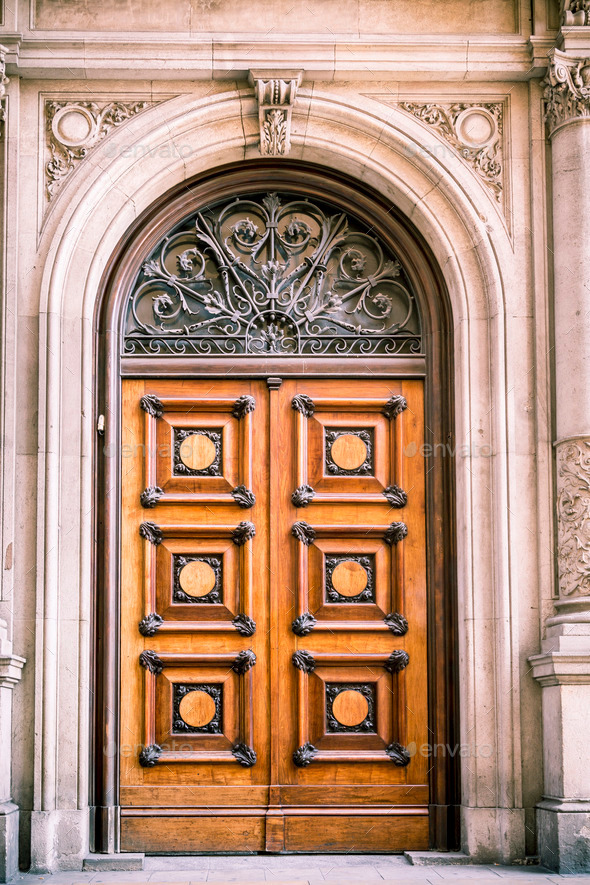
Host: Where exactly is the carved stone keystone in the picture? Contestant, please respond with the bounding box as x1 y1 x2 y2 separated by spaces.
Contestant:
249 70 302 156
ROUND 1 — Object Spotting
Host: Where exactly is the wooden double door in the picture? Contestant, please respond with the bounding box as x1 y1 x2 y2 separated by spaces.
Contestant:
120 376 429 852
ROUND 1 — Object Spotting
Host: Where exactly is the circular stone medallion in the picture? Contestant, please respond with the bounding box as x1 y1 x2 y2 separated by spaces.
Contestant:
330 433 368 471
178 690 216 728
332 689 370 727
51 105 96 148
454 107 496 149
179 560 217 598
331 560 368 597
179 433 217 471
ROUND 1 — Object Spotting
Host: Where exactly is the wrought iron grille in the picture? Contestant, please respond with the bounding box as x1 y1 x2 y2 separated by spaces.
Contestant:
122 192 422 357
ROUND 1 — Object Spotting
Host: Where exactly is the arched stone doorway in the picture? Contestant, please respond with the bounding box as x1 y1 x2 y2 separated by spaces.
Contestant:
93 161 458 854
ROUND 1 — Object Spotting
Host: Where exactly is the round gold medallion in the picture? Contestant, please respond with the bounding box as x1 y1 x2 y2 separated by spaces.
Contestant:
178 690 216 728
331 689 370 727
330 433 367 471
179 560 217 598
331 559 368 597
179 433 217 471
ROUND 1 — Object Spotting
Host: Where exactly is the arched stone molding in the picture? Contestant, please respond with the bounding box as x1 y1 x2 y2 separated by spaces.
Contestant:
30 84 545 868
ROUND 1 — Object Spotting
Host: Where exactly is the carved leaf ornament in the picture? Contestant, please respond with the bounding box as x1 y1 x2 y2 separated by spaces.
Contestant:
556 439 590 597
123 192 422 357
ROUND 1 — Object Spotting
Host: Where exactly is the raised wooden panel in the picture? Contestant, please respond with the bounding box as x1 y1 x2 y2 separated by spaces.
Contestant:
141 394 254 506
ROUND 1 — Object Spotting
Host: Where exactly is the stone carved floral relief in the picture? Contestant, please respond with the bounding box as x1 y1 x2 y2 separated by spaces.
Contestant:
398 102 504 202
249 72 302 156
44 98 164 202
544 50 590 134
556 439 590 597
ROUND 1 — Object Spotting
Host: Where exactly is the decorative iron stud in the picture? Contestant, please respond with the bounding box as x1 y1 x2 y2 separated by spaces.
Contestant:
291 394 315 417
232 521 256 546
292 649 316 673
291 484 315 507
232 649 256 674
140 394 163 418
384 612 409 636
386 741 411 766
231 485 256 508
292 521 316 546
293 742 317 767
382 395 408 419
291 612 317 636
139 521 163 545
232 614 256 636
384 521 408 545
232 742 257 766
139 650 163 675
385 649 410 673
382 485 408 508
232 395 256 419
138 612 164 636
139 744 162 767
140 486 163 508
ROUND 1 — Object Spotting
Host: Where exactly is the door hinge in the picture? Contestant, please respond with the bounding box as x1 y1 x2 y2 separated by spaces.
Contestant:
97 414 105 436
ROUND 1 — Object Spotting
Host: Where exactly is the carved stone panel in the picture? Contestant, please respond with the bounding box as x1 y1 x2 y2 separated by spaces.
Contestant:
556 438 590 597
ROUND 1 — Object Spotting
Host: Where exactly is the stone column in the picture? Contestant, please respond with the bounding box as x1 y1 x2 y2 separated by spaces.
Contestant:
530 47 590 873
0 620 25 883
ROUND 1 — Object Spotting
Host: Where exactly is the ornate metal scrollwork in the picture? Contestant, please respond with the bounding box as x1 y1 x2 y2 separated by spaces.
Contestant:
232 394 256 419
123 193 422 358
232 742 257 767
174 429 222 476
140 393 163 418
384 522 408 545
139 521 163 545
386 741 411 766
292 649 316 673
232 613 257 636
384 612 409 635
325 428 373 476
292 521 316 546
139 743 162 767
325 683 376 733
385 649 410 673
138 612 164 636
292 394 315 417
291 612 317 636
291 484 315 507
382 395 408 419
293 742 317 767
232 649 257 674
232 521 256 546
325 554 375 604
139 650 164 675
231 485 256 508
172 684 223 734
140 486 163 508
382 485 408 508
173 555 222 605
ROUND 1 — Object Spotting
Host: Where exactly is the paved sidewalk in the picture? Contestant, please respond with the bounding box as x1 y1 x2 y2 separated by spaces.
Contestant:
7 854 590 884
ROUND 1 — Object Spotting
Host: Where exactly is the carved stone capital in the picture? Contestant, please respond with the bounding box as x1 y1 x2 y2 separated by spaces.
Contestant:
563 0 590 27
556 436 590 598
249 70 302 156
544 49 590 135
0 47 9 100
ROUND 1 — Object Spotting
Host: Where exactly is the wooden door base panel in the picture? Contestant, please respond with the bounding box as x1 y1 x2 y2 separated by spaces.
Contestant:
120 808 429 854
